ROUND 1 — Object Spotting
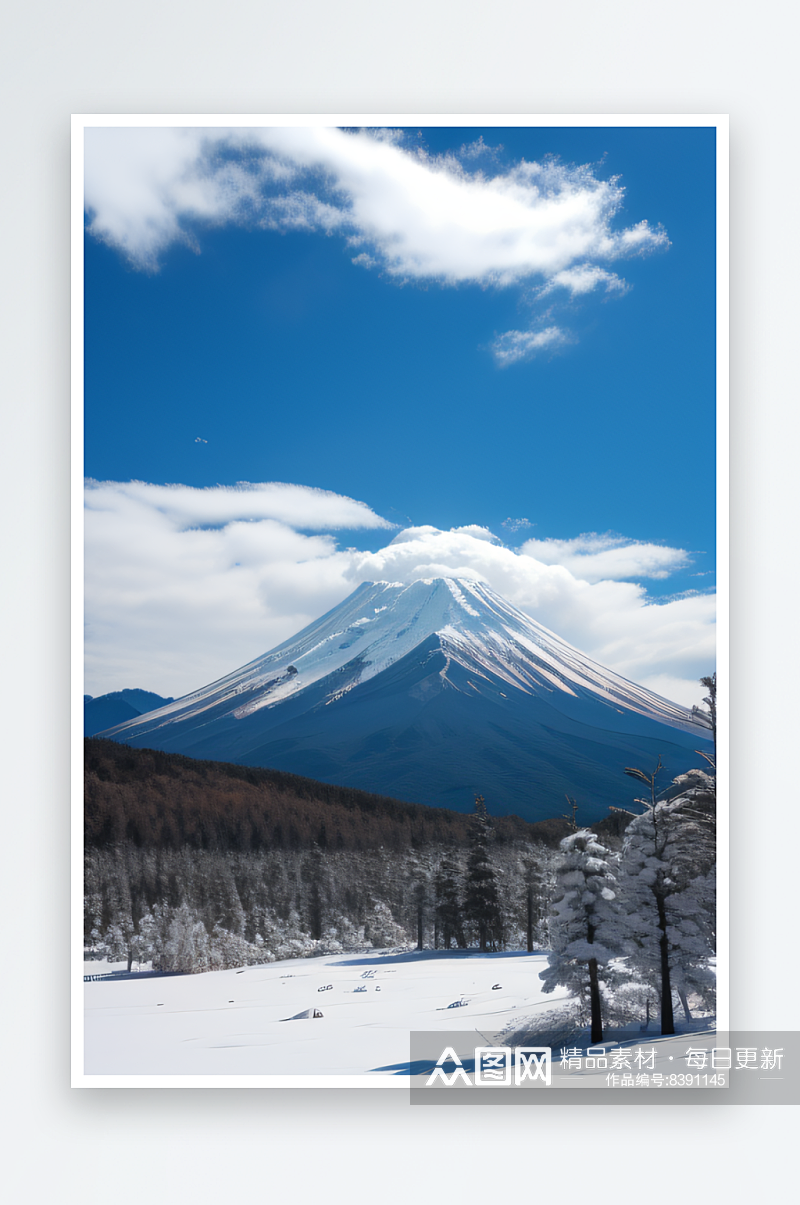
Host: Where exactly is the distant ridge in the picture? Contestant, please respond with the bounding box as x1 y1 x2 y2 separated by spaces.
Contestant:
85 689 174 737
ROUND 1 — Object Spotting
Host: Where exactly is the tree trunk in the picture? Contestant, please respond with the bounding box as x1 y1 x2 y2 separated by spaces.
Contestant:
526 887 534 953
678 987 692 1022
588 957 603 1044
417 903 424 951
656 893 675 1035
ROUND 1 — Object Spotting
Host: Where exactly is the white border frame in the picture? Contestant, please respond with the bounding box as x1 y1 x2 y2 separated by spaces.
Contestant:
72 113 728 1089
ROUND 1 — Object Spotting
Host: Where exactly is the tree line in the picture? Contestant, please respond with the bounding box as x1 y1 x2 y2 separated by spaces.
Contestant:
85 827 558 974
85 738 570 853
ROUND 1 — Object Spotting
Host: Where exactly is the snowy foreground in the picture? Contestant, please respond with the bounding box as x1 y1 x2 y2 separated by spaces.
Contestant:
85 949 578 1076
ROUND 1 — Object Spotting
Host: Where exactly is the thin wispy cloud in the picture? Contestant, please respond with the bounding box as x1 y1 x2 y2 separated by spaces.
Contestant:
457 135 504 162
84 479 394 531
491 325 571 365
85 482 713 707
536 264 630 299
519 531 691 583
84 126 669 358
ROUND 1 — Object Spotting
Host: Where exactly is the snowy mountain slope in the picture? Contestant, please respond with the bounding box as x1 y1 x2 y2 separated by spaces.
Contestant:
97 578 713 820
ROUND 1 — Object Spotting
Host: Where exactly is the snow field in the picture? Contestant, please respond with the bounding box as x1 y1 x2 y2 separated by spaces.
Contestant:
84 948 569 1076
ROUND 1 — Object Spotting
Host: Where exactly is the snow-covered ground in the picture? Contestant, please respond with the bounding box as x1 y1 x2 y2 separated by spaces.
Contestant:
84 948 574 1076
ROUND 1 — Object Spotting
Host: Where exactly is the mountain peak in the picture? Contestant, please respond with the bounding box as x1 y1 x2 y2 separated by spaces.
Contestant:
101 575 702 735
97 578 711 820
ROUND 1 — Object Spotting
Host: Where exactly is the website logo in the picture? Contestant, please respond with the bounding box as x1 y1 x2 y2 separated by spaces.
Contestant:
426 1046 551 1087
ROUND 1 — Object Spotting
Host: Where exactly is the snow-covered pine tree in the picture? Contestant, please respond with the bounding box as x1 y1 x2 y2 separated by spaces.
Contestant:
665 769 717 1019
163 903 211 972
463 795 504 952
363 900 407 948
97 855 140 970
540 829 623 1044
103 919 137 970
617 764 716 1034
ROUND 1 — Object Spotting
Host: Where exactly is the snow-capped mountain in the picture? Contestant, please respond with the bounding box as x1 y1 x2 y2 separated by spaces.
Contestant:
97 578 713 821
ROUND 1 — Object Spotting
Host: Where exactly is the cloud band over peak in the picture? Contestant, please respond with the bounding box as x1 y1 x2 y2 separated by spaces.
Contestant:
85 481 713 709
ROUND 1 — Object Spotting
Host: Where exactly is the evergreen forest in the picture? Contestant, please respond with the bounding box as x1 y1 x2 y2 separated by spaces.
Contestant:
85 707 717 1039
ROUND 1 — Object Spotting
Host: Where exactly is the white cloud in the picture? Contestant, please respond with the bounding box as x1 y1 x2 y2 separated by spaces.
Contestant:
519 532 691 582
449 524 500 543
85 484 714 708
456 135 504 162
537 264 629 298
491 325 571 365
84 128 296 271
84 126 668 293
84 481 393 696
343 527 714 705
84 479 394 531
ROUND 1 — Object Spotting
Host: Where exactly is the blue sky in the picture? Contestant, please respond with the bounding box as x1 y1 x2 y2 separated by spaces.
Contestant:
83 124 717 704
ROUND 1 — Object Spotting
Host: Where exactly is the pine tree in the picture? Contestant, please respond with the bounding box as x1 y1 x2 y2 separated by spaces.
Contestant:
463 795 504 953
202 858 246 937
434 856 465 949
406 855 434 950
691 671 717 763
521 851 547 952
301 844 327 941
617 763 716 1034
540 829 623 1044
